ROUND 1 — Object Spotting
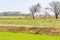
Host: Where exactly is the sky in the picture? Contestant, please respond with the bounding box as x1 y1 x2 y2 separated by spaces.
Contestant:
0 0 60 13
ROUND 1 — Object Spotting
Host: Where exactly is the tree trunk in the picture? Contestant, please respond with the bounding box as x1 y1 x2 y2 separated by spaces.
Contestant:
55 14 58 19
32 13 35 19
33 16 35 19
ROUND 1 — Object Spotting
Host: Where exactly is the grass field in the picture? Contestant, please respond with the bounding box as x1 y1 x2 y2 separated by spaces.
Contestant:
0 16 60 27
0 32 60 40
0 16 60 40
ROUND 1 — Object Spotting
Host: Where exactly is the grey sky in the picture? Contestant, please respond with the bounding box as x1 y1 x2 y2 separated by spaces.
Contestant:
0 0 60 13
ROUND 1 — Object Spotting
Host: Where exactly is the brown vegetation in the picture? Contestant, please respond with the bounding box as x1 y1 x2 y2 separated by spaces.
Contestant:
0 25 60 35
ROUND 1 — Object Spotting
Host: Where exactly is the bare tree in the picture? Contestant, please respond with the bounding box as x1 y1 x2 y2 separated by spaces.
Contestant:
49 1 60 19
29 3 41 19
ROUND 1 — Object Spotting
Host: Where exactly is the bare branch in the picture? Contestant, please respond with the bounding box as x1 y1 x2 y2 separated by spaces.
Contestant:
49 1 60 19
29 3 41 19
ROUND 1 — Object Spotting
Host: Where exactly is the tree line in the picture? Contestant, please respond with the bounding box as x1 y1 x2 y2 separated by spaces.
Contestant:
29 1 60 19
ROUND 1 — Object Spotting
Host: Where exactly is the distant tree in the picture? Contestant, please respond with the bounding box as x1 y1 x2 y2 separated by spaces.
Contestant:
29 3 41 19
49 1 60 19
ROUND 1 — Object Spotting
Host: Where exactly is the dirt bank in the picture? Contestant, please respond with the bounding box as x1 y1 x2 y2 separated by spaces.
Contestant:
0 24 60 35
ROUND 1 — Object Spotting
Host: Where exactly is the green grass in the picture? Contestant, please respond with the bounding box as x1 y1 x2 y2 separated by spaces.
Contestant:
0 16 60 27
0 32 60 40
0 16 60 40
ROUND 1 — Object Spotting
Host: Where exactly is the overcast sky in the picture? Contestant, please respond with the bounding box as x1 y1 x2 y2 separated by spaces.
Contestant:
0 0 60 13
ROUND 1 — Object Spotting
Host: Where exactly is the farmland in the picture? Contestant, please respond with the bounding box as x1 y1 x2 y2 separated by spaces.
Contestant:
0 16 60 40
0 0 60 40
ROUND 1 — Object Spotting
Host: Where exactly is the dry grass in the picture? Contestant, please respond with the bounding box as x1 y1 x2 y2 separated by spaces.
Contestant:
0 25 60 35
